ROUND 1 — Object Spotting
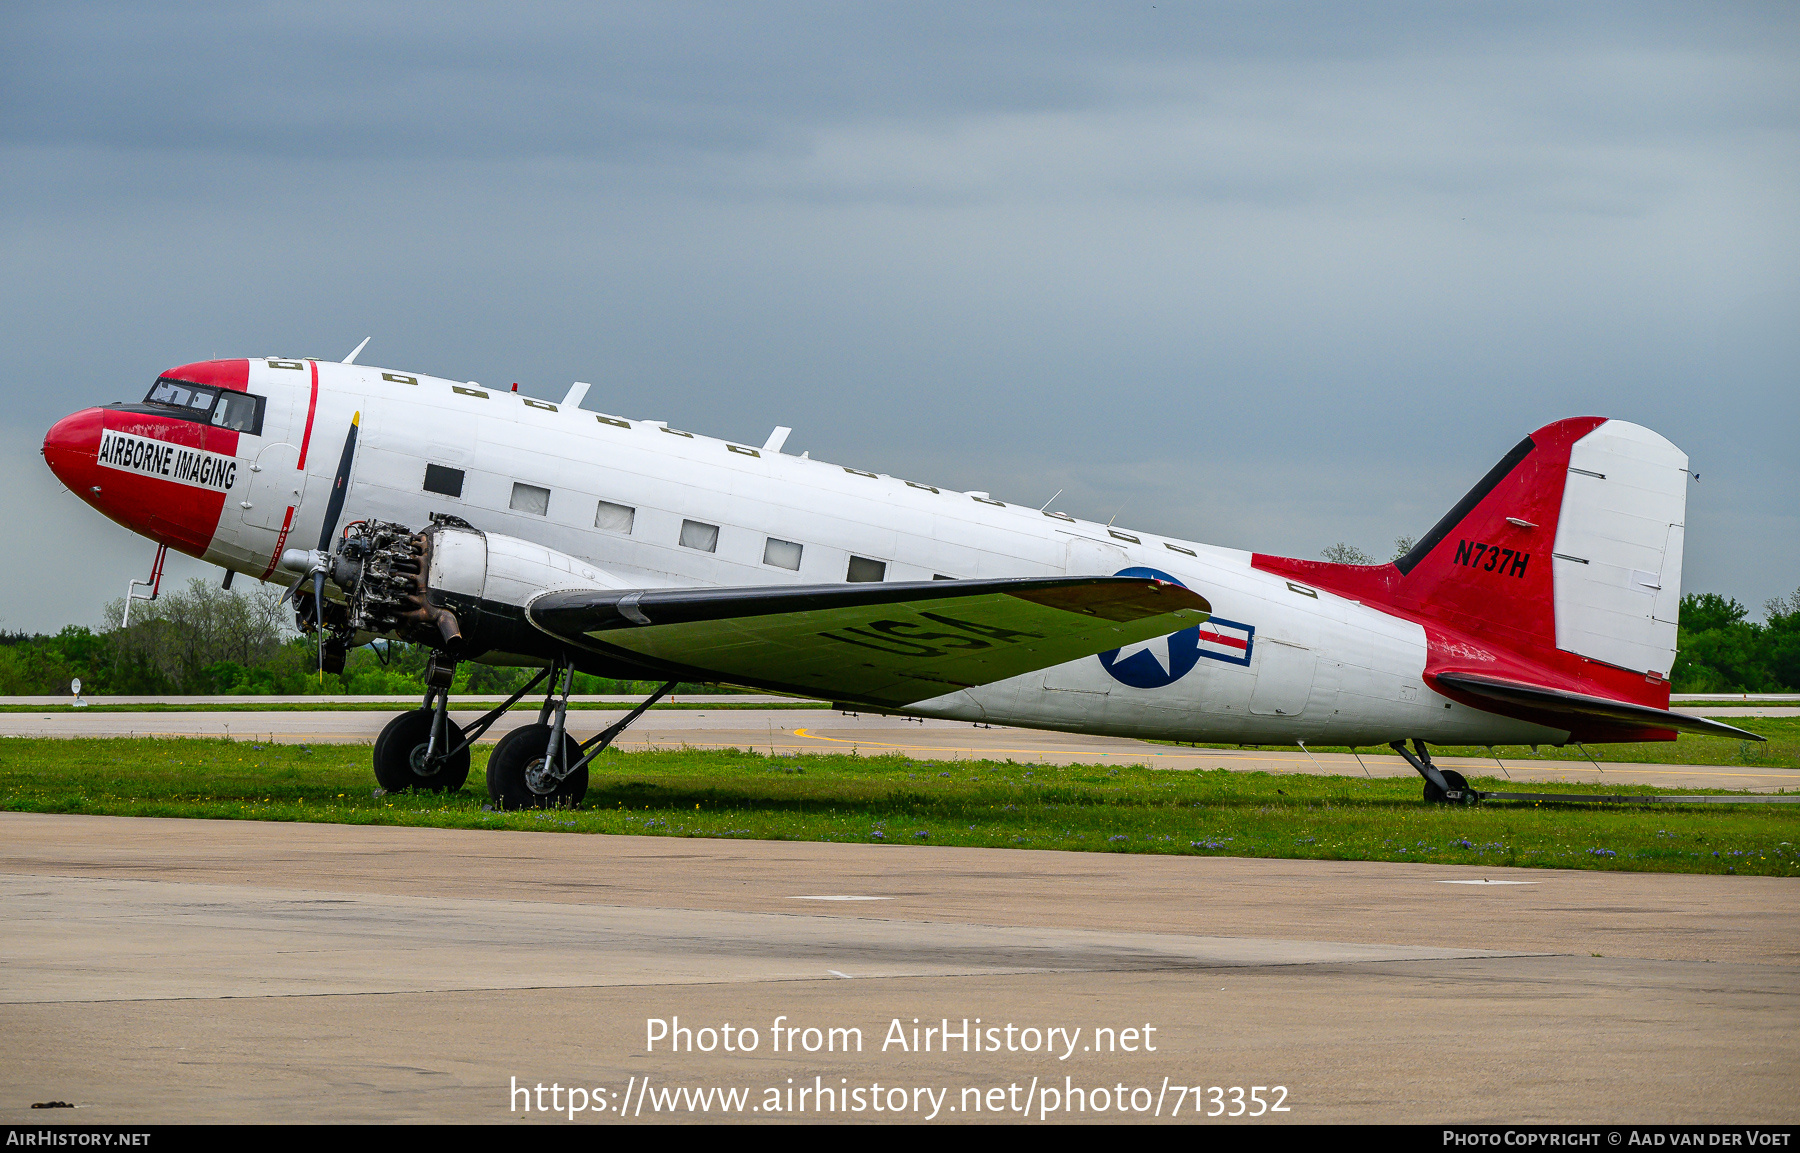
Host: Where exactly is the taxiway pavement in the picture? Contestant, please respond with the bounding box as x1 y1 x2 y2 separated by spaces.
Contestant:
1 812 1796 1124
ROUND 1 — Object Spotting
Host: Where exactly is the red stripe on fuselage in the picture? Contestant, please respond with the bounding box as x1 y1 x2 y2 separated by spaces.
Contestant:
298 360 319 468
259 506 296 579
1197 629 1248 650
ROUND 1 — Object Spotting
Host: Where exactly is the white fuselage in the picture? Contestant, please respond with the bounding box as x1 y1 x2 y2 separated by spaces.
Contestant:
201 359 1569 748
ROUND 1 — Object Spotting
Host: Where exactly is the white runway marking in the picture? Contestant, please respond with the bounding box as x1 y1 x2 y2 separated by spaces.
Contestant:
789 895 894 901
1433 879 1540 885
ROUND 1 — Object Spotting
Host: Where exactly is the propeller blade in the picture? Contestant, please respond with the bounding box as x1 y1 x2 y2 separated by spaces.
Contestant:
278 568 307 606
315 412 361 554
314 569 327 683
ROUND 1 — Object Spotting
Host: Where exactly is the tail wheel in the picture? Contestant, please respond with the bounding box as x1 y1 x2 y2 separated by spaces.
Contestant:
487 723 587 810
1423 768 1472 804
373 708 471 794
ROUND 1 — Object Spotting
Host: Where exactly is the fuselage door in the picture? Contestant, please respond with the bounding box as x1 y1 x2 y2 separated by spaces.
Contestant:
241 442 305 529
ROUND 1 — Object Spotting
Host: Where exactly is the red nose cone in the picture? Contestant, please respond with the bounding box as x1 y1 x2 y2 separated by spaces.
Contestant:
42 407 106 497
43 405 229 558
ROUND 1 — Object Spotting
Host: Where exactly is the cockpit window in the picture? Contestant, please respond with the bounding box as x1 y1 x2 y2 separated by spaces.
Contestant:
142 377 265 436
147 378 217 416
210 391 262 433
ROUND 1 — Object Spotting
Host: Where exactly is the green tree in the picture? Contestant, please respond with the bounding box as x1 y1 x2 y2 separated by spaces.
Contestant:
1764 588 1800 690
1321 542 1374 565
103 579 287 693
1679 592 1748 633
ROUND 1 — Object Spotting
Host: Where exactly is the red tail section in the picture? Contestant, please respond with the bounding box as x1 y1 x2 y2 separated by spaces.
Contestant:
1253 416 1683 741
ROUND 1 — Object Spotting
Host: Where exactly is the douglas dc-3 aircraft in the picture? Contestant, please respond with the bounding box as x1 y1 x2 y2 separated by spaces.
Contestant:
42 350 1759 808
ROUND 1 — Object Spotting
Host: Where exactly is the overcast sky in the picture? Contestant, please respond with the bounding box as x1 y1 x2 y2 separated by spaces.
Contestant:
2 2 1795 633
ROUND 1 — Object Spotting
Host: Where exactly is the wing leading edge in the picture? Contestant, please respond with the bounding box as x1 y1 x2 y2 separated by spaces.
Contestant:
527 576 1211 708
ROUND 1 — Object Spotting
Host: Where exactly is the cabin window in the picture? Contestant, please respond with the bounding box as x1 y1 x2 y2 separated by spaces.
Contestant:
680 519 719 552
595 500 635 534
510 482 550 516
763 538 803 570
423 465 465 498
846 556 886 582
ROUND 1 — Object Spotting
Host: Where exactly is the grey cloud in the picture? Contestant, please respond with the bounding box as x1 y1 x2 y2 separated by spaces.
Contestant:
0 3 1794 631
5 2 1792 164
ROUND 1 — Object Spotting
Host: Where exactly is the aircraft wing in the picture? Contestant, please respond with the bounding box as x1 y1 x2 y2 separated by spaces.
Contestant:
1430 671 1766 741
526 576 1210 708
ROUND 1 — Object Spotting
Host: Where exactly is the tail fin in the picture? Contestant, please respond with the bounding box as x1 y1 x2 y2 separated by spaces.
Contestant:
1255 416 1691 704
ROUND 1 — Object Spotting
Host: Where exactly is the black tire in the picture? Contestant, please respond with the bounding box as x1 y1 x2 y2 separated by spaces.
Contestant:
487 723 587 810
1422 768 1472 804
373 709 471 794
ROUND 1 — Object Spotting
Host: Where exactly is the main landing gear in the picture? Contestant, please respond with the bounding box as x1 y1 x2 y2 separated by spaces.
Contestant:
486 666 677 810
372 652 482 794
368 655 676 809
1390 738 1474 804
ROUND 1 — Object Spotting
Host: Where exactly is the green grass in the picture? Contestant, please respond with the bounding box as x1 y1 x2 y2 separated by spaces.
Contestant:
1 737 1796 877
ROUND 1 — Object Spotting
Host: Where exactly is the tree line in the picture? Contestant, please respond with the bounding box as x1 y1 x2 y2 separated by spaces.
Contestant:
0 579 718 697
1 576 1795 696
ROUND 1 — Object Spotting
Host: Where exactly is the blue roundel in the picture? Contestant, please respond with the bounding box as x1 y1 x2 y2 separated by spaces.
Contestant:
1097 567 1203 689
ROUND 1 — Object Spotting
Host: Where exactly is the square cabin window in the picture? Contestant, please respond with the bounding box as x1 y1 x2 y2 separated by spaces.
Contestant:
595 500 635 534
423 464 465 498
846 556 886 583
763 538 803 570
680 519 719 552
510 482 550 516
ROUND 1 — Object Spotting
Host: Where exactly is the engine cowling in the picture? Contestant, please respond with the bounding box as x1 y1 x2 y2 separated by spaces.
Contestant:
330 515 629 658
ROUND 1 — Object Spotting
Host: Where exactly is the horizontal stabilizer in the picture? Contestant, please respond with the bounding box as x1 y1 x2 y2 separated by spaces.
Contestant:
1432 671 1765 741
528 576 1210 708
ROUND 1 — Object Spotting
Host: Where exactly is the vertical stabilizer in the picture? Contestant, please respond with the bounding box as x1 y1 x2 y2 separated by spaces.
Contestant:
1253 416 1690 707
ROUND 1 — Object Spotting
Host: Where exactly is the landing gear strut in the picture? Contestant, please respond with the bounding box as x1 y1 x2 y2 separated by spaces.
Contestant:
486 663 677 810
1391 738 1473 804
370 656 552 795
372 652 468 793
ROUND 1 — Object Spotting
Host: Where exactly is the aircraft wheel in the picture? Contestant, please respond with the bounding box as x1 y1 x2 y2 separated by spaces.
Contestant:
373 709 471 794
1422 768 1471 804
487 723 587 810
